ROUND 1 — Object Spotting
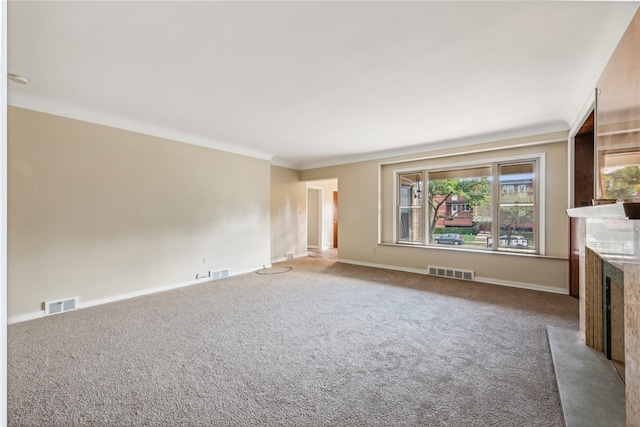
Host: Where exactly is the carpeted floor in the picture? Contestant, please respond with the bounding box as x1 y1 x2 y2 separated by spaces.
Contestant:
8 256 578 426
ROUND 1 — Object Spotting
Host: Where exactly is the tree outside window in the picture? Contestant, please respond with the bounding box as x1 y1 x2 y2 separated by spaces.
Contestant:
427 168 492 243
498 163 535 250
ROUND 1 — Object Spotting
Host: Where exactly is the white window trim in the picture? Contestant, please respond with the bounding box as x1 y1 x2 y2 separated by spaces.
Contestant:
395 171 425 244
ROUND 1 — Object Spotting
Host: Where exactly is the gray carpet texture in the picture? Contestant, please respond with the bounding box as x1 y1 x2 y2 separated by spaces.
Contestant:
8 256 578 426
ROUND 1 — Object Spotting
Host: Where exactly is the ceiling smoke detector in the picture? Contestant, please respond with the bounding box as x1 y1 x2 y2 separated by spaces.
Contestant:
8 73 29 84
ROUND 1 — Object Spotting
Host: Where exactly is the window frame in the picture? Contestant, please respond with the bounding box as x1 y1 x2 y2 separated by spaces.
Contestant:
396 172 425 245
393 153 545 254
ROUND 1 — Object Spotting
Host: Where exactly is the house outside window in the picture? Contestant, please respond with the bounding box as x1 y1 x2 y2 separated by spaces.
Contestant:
497 163 536 250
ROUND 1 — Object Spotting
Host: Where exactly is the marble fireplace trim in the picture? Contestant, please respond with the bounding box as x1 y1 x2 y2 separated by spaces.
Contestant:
567 204 640 426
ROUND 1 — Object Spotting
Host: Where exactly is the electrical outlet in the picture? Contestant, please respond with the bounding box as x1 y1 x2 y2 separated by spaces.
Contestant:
203 257 207 264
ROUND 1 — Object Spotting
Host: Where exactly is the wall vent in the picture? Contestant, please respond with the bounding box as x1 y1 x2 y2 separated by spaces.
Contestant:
428 265 474 281
285 252 294 260
210 268 230 280
44 296 79 316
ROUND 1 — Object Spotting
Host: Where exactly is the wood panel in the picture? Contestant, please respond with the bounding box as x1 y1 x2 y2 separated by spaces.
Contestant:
574 113 595 208
596 9 640 200
570 112 594 298
585 247 602 350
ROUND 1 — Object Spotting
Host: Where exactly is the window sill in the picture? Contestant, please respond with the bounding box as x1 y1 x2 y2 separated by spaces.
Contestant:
379 242 566 260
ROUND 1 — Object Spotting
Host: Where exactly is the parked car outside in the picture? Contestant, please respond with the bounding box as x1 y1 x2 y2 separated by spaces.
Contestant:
434 233 464 245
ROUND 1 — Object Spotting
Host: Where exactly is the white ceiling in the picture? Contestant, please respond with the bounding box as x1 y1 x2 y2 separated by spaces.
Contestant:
7 1 639 169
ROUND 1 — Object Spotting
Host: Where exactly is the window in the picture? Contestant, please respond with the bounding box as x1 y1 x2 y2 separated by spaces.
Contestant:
398 172 423 243
396 156 540 253
427 166 492 245
497 163 535 250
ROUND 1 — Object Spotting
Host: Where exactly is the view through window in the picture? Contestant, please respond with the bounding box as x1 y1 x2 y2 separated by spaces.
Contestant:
397 158 539 253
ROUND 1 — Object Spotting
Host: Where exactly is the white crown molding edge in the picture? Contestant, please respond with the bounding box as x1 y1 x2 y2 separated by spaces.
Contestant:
9 92 571 172
8 93 275 162
297 122 569 170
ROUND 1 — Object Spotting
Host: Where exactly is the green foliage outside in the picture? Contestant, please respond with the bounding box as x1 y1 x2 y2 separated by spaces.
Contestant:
603 165 640 200
427 177 491 242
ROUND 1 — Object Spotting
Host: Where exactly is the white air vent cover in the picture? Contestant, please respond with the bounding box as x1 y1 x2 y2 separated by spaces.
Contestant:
210 268 230 280
285 252 294 260
428 266 474 281
45 296 79 315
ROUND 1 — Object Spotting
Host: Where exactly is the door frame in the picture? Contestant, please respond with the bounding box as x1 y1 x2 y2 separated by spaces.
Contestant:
332 191 338 249
567 91 596 299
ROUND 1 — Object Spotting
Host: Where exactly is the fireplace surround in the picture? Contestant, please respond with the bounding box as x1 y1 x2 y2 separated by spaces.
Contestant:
567 203 640 425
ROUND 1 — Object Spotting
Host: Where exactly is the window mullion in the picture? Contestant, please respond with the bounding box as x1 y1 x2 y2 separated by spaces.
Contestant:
423 172 428 244
492 162 499 251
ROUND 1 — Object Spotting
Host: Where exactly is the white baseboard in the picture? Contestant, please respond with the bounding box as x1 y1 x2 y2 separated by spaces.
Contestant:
271 251 308 264
338 259 430 275
8 311 45 324
8 264 266 325
79 276 213 310
474 276 569 295
338 259 568 295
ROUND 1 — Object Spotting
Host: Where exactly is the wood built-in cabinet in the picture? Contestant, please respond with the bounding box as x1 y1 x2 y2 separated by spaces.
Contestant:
571 8 640 299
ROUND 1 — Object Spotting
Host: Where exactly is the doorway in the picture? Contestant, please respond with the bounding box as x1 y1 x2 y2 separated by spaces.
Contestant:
306 179 338 257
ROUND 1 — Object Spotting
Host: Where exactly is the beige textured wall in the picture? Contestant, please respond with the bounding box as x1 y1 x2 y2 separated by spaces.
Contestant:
307 188 320 247
270 165 307 261
9 107 271 318
301 131 571 292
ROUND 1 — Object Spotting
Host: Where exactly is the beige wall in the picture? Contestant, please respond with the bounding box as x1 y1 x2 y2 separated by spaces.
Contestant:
270 165 307 262
301 131 571 293
302 161 378 262
307 188 320 247
9 107 271 318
